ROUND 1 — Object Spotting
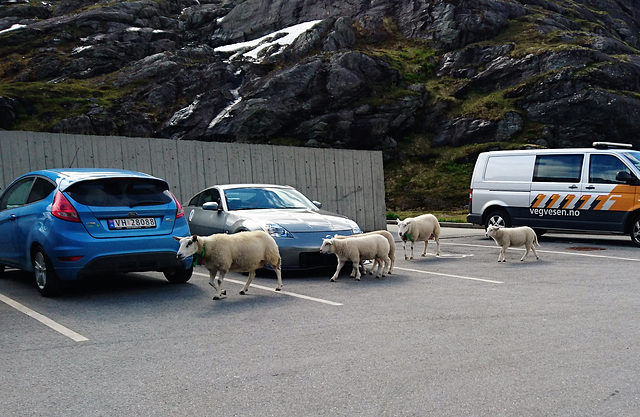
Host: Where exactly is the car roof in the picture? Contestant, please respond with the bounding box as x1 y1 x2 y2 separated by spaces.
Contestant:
20 168 164 190
214 184 295 191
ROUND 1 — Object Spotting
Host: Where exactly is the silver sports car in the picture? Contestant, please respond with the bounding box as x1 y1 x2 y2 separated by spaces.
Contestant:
184 184 363 269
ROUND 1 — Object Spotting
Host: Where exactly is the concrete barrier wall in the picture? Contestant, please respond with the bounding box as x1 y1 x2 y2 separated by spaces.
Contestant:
0 131 386 231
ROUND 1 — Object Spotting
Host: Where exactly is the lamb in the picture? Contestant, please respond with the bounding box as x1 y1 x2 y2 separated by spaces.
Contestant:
320 234 390 282
174 231 282 300
396 214 441 260
333 230 396 275
485 225 540 262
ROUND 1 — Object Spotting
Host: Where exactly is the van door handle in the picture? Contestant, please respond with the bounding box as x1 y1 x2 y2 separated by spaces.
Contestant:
585 185 595 190
568 185 579 189
9 214 17 221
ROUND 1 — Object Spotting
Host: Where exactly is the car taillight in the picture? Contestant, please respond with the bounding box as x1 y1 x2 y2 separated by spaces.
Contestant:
469 188 473 210
51 191 81 222
170 192 184 219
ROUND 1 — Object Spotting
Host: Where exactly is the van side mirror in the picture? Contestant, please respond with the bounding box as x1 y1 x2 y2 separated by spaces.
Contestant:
616 171 639 184
312 200 322 209
203 201 220 211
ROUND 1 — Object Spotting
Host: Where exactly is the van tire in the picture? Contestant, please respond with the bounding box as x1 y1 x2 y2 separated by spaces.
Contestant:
630 215 640 247
484 209 511 229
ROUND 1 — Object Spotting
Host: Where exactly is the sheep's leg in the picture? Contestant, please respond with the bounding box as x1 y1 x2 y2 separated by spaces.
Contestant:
421 240 429 257
212 270 228 300
330 260 346 282
274 264 283 291
239 271 256 295
499 247 507 262
388 255 394 274
409 241 415 260
520 245 530 262
354 258 362 281
402 240 409 260
530 242 539 260
434 235 441 257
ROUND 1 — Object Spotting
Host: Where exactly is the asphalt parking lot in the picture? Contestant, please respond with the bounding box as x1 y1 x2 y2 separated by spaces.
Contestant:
2 224 640 417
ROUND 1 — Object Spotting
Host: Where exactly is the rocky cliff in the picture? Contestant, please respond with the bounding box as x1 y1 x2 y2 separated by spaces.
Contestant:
2 0 640 210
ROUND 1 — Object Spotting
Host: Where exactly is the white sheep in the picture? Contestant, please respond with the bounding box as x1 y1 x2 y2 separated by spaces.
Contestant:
320 234 390 282
174 231 282 300
396 214 441 260
485 225 540 262
333 230 395 275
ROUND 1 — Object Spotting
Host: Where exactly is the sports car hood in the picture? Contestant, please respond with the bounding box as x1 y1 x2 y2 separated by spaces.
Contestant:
240 209 357 233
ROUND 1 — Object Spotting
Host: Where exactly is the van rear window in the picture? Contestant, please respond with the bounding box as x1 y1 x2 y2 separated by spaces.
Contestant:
484 155 534 181
533 154 583 182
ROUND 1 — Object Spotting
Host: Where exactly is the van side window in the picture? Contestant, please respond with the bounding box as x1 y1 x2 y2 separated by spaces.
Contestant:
589 154 631 184
533 154 583 182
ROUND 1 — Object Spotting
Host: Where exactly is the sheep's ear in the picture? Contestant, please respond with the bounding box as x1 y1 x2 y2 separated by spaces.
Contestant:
191 235 198 242
173 236 182 241
396 219 401 224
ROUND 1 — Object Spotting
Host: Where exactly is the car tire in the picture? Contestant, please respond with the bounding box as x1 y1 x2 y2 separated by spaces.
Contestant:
163 266 193 283
629 215 640 247
484 208 511 230
32 247 62 297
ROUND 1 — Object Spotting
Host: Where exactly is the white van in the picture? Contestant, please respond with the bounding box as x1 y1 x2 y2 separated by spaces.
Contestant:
467 142 640 246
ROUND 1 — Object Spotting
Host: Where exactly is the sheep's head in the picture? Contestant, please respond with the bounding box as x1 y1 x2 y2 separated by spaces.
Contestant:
397 219 411 240
320 239 334 254
485 225 500 238
174 235 199 259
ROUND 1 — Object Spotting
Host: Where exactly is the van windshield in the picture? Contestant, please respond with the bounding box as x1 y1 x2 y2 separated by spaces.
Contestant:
622 151 640 172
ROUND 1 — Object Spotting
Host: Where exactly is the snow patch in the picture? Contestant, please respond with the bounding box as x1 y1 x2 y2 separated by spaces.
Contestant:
214 20 322 63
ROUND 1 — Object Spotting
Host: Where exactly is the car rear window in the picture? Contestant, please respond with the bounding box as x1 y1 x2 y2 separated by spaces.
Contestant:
66 178 172 207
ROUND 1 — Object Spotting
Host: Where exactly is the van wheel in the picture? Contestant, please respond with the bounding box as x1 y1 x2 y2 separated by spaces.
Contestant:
484 209 511 229
630 216 640 247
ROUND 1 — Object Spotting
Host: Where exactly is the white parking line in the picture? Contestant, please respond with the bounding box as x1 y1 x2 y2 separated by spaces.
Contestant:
0 293 89 342
443 242 640 262
193 271 343 306
393 267 504 284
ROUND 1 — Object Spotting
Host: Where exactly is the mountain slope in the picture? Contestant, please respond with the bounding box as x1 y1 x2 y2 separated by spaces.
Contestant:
2 0 640 210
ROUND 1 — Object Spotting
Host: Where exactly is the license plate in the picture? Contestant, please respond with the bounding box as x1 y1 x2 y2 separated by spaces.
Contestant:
108 217 156 230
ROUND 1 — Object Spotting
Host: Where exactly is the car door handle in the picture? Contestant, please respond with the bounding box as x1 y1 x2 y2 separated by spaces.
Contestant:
9 214 17 221
568 185 579 189
585 185 596 190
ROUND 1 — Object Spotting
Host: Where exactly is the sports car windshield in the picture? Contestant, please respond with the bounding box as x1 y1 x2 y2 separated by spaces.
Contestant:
224 187 318 210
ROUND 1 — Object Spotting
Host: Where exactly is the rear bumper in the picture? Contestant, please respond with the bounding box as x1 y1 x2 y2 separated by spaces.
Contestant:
466 214 482 225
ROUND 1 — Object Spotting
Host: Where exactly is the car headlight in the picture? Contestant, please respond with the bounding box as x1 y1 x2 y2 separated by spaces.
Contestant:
349 221 362 234
263 223 293 238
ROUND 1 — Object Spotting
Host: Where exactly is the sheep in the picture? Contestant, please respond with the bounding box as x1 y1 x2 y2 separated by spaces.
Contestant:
320 234 390 282
485 225 540 262
174 231 282 300
396 214 441 260
333 230 395 275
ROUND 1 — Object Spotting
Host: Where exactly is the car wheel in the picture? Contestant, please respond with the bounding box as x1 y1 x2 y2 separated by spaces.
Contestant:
484 208 511 229
163 266 193 283
32 248 62 297
630 215 640 247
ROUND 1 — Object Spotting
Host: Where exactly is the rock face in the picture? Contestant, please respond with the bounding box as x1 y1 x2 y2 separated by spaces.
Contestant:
2 0 640 150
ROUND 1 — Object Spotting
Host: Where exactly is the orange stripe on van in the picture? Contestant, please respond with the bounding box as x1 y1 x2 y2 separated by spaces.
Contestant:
560 195 576 209
530 194 546 208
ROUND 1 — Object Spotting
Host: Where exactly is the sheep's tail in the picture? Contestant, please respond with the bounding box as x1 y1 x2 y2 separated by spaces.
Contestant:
534 232 540 247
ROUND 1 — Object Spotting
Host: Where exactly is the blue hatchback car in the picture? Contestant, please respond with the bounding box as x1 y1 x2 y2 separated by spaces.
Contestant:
0 169 193 296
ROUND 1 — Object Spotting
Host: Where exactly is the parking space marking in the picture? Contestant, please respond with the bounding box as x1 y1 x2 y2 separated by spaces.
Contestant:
443 242 640 262
193 272 343 306
393 267 504 284
0 293 89 342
